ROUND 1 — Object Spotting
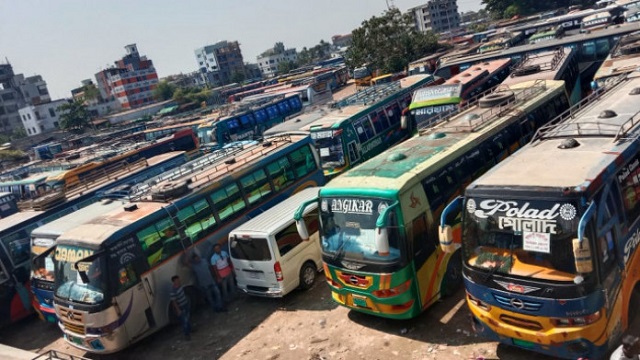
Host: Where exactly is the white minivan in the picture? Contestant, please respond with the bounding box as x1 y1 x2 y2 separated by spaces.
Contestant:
229 187 322 297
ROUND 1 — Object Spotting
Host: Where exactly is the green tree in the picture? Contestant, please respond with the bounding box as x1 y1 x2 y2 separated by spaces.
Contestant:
153 80 177 101
172 88 185 103
58 100 91 133
81 83 101 102
11 128 26 140
345 8 441 73
504 4 521 18
230 71 246 84
278 61 298 75
274 42 286 54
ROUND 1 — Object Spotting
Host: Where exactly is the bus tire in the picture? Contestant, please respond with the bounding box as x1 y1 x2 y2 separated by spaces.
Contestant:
299 262 317 290
441 250 462 298
478 91 515 108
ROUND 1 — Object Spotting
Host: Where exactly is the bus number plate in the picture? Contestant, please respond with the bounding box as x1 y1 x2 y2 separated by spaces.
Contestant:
352 295 367 307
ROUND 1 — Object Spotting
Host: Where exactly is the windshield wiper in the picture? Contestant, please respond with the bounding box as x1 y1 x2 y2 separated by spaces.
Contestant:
332 233 352 261
482 264 501 284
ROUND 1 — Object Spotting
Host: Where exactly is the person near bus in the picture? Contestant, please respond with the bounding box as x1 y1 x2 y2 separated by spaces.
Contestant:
610 334 640 360
210 244 235 303
170 275 191 340
187 252 227 313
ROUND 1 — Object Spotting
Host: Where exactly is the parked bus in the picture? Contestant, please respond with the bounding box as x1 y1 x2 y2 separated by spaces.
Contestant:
197 93 303 148
142 120 205 142
49 133 325 353
0 151 190 326
439 72 640 359
593 31 640 86
527 26 565 44
353 66 373 86
477 32 524 53
580 11 613 33
408 58 512 127
501 47 581 104
303 74 441 178
294 79 571 319
30 199 127 323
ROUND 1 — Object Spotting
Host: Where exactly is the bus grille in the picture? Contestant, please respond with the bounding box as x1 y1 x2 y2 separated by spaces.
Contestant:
493 294 542 312
58 307 86 335
499 314 543 331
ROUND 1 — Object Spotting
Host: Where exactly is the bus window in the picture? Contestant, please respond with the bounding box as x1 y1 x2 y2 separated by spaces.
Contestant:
267 157 294 191
289 145 316 178
266 105 279 120
2 235 30 265
136 218 180 267
240 114 254 130
355 117 375 142
211 183 247 221
254 109 268 124
240 169 272 204
618 156 640 224
277 100 291 115
176 198 217 242
287 96 302 112
369 112 385 133
227 118 241 135
386 102 401 126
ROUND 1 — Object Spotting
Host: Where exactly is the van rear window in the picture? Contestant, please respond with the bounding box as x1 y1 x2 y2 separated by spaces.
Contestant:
230 237 272 261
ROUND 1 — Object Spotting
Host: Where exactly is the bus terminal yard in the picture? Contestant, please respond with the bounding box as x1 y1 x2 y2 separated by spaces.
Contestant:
6 8 640 360
1 282 549 360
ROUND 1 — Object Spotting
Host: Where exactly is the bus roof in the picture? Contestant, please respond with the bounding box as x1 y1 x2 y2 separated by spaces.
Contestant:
438 23 640 70
229 187 319 236
0 210 43 233
469 72 640 191
446 58 511 87
594 31 640 82
31 199 126 239
324 80 565 193
501 47 574 85
263 110 328 136
0 173 58 187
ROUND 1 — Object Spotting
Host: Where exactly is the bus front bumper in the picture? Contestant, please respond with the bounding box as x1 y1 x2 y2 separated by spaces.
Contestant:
329 287 418 320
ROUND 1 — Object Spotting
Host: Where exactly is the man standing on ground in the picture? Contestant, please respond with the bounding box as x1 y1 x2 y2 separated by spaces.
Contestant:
170 275 191 340
210 244 235 303
188 252 226 313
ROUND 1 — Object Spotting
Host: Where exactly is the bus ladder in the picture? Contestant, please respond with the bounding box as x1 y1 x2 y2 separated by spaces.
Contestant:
162 202 194 252
420 79 549 135
531 72 630 143
509 46 564 74
31 350 91 360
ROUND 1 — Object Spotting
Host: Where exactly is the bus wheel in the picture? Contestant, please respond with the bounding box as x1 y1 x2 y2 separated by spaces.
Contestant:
441 251 462 297
299 262 317 290
629 285 640 330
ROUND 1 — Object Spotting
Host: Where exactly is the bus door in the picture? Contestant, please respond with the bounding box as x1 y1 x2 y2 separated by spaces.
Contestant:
109 236 156 337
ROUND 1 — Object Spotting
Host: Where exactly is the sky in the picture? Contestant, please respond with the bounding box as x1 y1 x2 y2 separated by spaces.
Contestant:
1 0 483 99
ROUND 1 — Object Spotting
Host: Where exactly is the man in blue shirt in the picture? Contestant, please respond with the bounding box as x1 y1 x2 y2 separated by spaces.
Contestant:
189 252 226 313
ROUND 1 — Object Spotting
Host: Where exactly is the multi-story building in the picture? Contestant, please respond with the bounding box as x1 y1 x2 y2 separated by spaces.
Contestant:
195 41 246 86
71 79 120 117
256 47 298 78
409 0 461 34
95 44 159 110
18 99 70 136
0 63 51 136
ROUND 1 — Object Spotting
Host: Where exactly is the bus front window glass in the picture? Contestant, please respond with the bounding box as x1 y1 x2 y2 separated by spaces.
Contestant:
462 197 581 282
313 131 345 169
319 197 402 267
31 239 55 282
54 245 106 305
2 234 30 265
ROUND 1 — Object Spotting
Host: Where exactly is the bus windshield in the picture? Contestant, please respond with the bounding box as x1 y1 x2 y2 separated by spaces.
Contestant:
54 245 106 305
312 131 345 169
462 197 581 282
319 197 402 268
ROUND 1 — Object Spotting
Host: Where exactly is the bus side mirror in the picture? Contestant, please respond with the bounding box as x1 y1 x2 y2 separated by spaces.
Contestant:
375 227 390 256
439 196 463 253
296 220 309 241
439 225 456 254
572 237 593 274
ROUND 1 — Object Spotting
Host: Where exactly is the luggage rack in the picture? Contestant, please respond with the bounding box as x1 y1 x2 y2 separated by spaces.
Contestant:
332 80 401 108
509 46 565 75
531 73 631 143
123 133 294 202
420 80 548 135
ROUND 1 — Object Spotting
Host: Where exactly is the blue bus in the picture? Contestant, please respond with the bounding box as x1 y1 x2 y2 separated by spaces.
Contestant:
198 93 303 149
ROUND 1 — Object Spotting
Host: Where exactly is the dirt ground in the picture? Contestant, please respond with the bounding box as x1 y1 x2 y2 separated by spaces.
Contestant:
0 275 558 360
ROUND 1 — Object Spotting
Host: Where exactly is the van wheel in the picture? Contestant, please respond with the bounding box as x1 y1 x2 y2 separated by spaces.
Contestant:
299 262 317 290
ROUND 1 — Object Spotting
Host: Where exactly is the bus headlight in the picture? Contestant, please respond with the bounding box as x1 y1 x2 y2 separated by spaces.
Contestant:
551 311 601 327
372 279 412 298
